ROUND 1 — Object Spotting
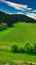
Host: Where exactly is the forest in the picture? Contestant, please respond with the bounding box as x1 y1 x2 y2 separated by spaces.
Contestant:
0 11 36 27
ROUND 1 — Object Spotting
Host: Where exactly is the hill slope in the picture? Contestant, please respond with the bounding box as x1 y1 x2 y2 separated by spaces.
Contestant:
0 22 36 45
0 11 36 26
0 23 36 63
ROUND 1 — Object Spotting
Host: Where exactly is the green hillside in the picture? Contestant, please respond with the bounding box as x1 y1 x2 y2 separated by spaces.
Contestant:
0 22 36 45
0 11 36 27
0 22 36 64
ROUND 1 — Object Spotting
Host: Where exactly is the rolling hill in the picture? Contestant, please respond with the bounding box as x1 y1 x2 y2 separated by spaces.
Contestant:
0 11 36 63
0 22 36 45
0 11 36 27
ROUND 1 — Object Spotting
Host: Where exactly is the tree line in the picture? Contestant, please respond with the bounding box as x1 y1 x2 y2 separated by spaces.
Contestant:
0 11 36 27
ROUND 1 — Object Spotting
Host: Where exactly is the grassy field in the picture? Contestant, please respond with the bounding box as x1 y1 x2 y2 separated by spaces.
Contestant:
0 51 36 62
0 22 36 44
0 22 36 64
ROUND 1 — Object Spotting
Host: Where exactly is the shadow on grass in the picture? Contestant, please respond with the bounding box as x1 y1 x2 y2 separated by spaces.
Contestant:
0 28 8 32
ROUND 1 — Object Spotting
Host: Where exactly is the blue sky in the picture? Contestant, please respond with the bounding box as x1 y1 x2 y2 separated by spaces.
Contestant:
0 0 36 19
6 0 36 10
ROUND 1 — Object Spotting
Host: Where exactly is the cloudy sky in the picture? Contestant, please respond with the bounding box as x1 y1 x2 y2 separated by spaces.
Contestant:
0 0 36 20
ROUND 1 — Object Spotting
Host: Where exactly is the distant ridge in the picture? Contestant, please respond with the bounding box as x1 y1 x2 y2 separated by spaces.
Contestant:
0 11 36 25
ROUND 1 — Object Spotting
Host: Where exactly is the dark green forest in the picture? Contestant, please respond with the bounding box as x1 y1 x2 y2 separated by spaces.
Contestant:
0 11 36 27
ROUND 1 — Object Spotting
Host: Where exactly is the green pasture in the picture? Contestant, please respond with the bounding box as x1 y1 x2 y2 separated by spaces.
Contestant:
0 22 36 45
0 22 36 63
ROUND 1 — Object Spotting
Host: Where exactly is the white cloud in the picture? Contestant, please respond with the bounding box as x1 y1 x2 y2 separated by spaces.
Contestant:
32 10 36 12
5 11 24 15
16 12 23 14
0 0 32 11
27 8 32 10
26 13 36 20
4 1 28 10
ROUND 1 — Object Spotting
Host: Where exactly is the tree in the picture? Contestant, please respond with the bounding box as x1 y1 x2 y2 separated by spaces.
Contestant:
11 44 19 53
24 42 34 54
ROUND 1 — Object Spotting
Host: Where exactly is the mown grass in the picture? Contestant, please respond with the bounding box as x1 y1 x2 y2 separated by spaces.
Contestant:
0 22 36 44
0 51 36 63
0 22 36 63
